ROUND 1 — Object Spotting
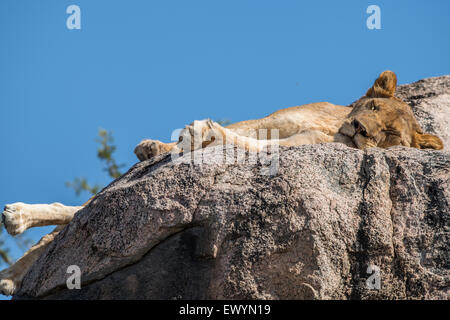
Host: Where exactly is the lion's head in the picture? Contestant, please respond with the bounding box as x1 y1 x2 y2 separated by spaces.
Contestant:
339 70 444 150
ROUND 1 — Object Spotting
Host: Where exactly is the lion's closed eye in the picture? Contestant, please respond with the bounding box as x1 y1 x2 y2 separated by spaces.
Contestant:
383 129 401 136
368 101 379 111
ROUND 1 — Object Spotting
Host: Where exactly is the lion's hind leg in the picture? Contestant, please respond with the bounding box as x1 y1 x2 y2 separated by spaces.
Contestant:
0 225 64 296
2 202 82 236
0 202 82 295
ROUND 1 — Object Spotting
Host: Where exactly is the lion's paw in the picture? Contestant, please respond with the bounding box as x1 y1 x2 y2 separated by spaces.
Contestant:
0 270 18 296
2 203 27 236
134 139 168 161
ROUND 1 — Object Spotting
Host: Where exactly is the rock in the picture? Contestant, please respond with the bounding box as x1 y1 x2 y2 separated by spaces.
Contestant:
14 76 449 300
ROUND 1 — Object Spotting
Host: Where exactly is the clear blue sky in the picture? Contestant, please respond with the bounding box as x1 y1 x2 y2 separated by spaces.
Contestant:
0 0 449 299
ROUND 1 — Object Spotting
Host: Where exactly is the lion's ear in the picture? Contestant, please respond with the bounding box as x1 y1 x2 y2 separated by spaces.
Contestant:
365 70 397 98
414 132 444 150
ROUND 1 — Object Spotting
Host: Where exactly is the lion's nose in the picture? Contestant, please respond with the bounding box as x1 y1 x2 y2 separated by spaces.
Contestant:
352 120 368 137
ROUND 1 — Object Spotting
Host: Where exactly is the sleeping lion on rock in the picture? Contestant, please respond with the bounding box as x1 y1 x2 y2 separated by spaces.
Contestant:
0 70 444 296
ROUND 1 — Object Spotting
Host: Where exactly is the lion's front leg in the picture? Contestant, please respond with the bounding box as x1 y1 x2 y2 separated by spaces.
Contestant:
0 225 64 296
178 119 268 154
135 119 273 162
2 202 82 236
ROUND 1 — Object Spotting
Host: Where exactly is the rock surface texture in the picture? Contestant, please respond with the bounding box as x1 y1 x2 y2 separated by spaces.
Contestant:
15 76 449 300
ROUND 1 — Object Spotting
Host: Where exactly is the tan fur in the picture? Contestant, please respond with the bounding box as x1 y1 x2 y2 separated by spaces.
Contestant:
0 71 444 296
0 226 64 296
365 70 398 98
340 71 443 150
135 70 443 160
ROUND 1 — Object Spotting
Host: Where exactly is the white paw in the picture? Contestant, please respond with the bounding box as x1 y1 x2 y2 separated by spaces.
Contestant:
0 270 17 296
134 139 168 161
2 203 28 236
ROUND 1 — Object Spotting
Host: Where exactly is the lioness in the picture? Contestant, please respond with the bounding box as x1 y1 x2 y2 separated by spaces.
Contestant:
0 71 443 296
